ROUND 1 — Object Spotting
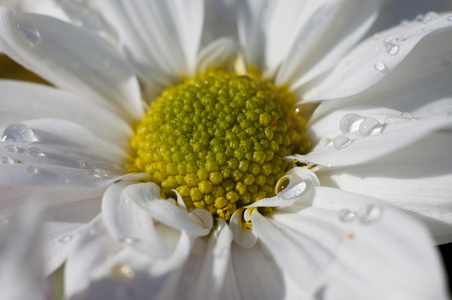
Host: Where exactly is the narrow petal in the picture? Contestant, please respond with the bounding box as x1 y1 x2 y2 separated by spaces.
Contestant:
0 80 132 149
0 8 143 121
0 119 127 188
196 38 236 74
253 186 449 299
302 12 452 101
317 131 452 244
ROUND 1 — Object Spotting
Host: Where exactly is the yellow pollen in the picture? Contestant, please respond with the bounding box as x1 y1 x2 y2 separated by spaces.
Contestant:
127 72 308 220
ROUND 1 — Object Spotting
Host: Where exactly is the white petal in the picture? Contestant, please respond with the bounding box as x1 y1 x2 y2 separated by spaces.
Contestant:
64 215 123 299
0 119 128 188
220 241 286 300
277 0 381 88
124 183 213 236
0 8 143 121
295 108 452 167
0 80 132 149
0 202 47 300
303 12 452 101
254 186 449 299
196 38 236 74
101 182 177 257
229 208 258 248
317 131 452 244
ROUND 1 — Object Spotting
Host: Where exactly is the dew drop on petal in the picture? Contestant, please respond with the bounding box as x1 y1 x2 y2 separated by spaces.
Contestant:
359 205 382 224
338 209 356 222
374 60 386 72
385 117 395 124
2 123 37 142
59 235 73 243
423 11 438 24
325 162 332 168
1 156 14 164
5 145 17 153
385 43 399 56
318 137 332 148
340 113 363 133
27 147 44 157
359 118 380 136
333 135 351 150
401 112 413 120
16 20 41 46
282 181 307 200
119 237 138 245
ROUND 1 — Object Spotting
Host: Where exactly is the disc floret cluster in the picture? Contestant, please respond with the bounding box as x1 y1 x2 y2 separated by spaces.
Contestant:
128 72 306 220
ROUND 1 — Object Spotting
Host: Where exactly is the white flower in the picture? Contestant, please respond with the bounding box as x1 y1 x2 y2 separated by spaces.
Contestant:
0 0 452 299
0 203 47 300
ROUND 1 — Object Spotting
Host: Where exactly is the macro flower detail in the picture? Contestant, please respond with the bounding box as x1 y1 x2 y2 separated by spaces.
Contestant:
1 0 452 299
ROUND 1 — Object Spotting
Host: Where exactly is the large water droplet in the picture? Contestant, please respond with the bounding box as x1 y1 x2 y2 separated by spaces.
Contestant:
16 20 41 46
2 123 37 142
359 118 380 136
333 135 351 150
27 147 44 157
5 145 17 153
340 113 363 134
374 60 386 72
282 181 307 200
359 205 382 224
423 11 438 24
385 43 399 56
59 235 73 243
338 209 356 222
110 264 135 280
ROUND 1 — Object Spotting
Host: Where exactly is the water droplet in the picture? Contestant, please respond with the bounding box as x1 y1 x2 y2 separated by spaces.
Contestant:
15 20 41 46
383 35 398 45
282 181 307 200
26 166 39 175
2 123 37 142
374 60 386 72
359 118 380 136
59 235 73 243
359 205 382 224
338 209 356 222
27 147 44 157
400 33 410 41
333 135 351 150
339 113 363 133
385 43 399 56
423 11 438 24
119 237 137 245
385 117 395 124
5 145 17 153
318 138 332 148
401 112 413 120
111 264 135 279
1 156 14 164
325 162 332 168
415 14 424 22
275 177 290 194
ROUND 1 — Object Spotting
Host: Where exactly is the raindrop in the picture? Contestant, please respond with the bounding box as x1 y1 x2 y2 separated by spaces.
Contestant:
282 181 307 200
26 166 39 175
5 145 17 153
401 112 413 120
110 264 135 279
2 123 37 142
374 60 386 72
119 237 137 245
338 209 356 222
359 205 382 224
415 14 424 23
325 162 333 168
275 177 290 194
1 156 14 164
59 235 73 243
27 147 44 157
385 43 399 56
423 11 438 24
339 113 363 133
333 135 351 150
385 117 395 124
318 138 332 148
359 118 380 136
15 20 41 46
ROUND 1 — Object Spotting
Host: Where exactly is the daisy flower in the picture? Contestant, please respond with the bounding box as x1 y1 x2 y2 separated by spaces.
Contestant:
0 0 452 299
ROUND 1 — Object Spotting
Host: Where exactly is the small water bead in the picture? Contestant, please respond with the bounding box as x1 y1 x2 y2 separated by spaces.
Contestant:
401 112 413 120
359 118 380 136
385 117 395 124
2 123 37 142
333 135 351 150
59 235 73 243
5 145 18 153
318 138 332 149
281 181 307 200
15 20 41 46
400 34 410 41
27 147 44 157
119 237 138 245
1 156 14 164
385 43 399 56
339 113 363 134
423 12 438 24
338 209 357 222
374 60 386 72
359 205 382 224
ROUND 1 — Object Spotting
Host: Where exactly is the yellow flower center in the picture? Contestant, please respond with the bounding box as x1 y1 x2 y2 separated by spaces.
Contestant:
127 72 308 220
